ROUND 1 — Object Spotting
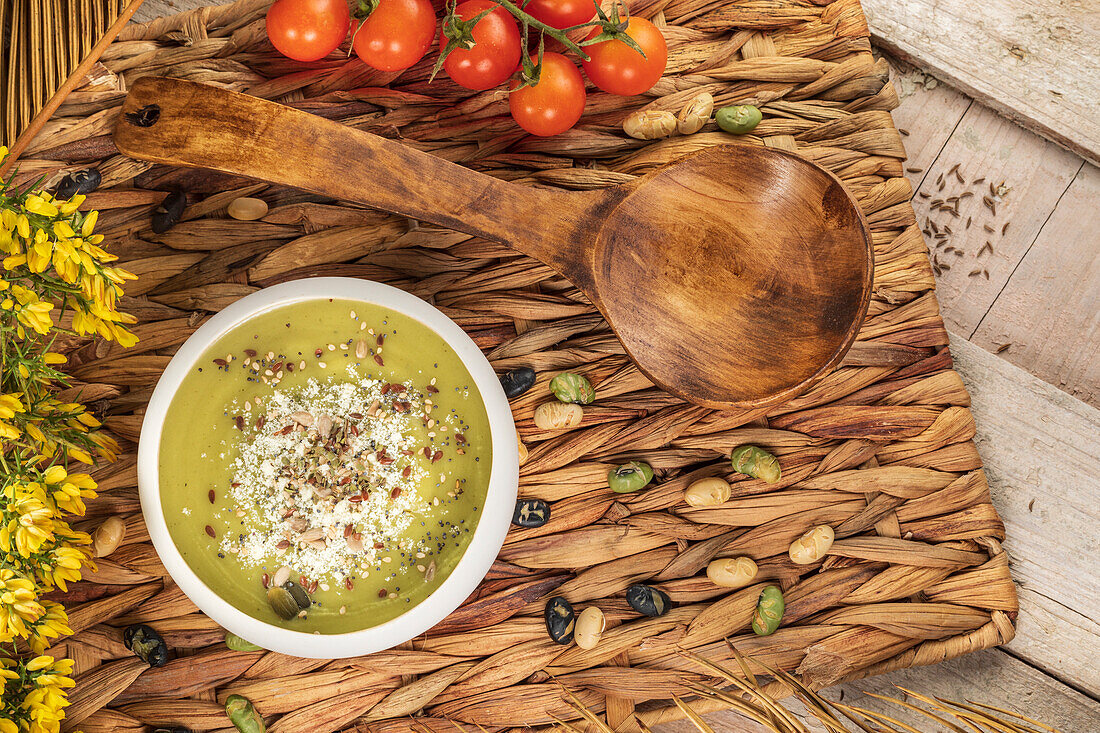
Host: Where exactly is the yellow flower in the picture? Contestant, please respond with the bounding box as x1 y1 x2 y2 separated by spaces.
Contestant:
0 393 25 419
23 195 58 218
80 210 98 236
52 473 97 517
0 569 44 641
2 284 54 336
26 602 71 654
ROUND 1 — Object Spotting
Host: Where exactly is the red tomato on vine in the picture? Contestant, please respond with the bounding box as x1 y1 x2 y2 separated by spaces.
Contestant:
442 0 523 90
524 0 597 30
352 0 438 71
581 17 667 96
265 0 351 62
509 52 586 136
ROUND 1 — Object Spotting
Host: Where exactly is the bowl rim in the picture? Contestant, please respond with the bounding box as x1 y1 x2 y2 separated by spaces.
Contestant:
137 277 518 658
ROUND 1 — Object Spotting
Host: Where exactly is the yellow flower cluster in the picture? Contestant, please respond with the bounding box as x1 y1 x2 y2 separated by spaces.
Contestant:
1 148 135 730
1 159 137 346
0 655 75 733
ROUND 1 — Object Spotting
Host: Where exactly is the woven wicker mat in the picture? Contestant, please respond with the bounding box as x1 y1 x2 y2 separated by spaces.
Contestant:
22 0 1019 730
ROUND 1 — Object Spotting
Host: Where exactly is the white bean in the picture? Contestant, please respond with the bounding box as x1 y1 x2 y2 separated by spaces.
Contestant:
227 197 268 221
92 516 125 557
706 556 758 588
533 402 583 430
574 606 605 649
788 525 834 565
684 477 731 507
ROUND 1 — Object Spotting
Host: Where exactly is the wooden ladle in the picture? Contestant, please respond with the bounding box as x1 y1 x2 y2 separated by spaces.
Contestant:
114 77 873 411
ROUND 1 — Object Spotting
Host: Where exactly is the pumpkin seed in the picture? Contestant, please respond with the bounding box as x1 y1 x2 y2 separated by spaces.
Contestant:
225 694 266 733
512 498 550 527
626 584 672 617
285 581 312 610
730 444 781 483
751 585 785 636
574 606 605 649
544 596 575 644
607 461 654 493
267 586 300 620
124 623 169 667
499 367 536 398
549 372 595 404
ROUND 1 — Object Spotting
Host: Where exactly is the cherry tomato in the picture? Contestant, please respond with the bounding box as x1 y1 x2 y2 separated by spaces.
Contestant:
443 0 522 90
353 0 437 71
523 0 596 30
509 52 586 136
266 0 351 62
581 17 667 96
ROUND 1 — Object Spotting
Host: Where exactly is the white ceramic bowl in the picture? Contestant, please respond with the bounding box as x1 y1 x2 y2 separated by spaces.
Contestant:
138 277 518 658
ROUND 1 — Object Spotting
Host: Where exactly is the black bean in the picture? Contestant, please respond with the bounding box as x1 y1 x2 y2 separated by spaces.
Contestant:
626 584 672 617
512 498 550 527
124 623 169 667
499 367 536 398
151 190 187 233
544 596 575 644
54 168 102 199
124 104 160 127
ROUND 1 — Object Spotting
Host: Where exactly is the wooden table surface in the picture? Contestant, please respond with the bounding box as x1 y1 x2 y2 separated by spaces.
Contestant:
121 1 1100 730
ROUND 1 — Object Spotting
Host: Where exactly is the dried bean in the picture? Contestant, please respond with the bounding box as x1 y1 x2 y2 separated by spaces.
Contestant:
788 524 834 565
227 197 269 221
626 584 672 617
751 585 784 636
706 556 757 588
676 92 714 135
517 430 529 465
92 515 126 557
545 596 575 644
684 477 731 507
225 694 266 733
55 168 101 199
124 623 169 667
574 606 605 650
730 444 781 483
607 461 654 493
499 367 536 398
151 190 186 233
533 401 583 430
225 632 263 651
549 372 595 404
623 109 677 140
716 105 762 134
512 498 550 527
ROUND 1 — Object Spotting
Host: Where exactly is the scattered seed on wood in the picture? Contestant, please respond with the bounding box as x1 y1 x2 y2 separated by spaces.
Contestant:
997 343 1012 353
983 269 990 279
979 242 993 256
898 128 910 135
1002 223 1010 235
905 166 922 173
918 191 930 199
973 177 986 184
968 269 982 277
966 217 972 229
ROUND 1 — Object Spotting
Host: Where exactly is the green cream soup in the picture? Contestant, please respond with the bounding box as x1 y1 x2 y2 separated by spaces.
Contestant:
159 298 492 634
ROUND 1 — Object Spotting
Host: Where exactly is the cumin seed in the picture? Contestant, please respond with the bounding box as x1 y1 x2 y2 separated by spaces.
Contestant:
996 343 1011 353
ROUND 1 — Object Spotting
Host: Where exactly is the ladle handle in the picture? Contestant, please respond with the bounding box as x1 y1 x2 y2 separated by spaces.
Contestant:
114 77 599 287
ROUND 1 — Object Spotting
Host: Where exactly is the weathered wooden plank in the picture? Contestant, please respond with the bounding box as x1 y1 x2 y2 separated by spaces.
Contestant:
950 333 1100 697
909 103 1082 337
657 649 1100 733
971 163 1100 407
863 0 1100 166
887 62 971 195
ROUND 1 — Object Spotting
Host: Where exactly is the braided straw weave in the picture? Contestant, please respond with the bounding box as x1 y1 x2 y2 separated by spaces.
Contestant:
19 0 1018 730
